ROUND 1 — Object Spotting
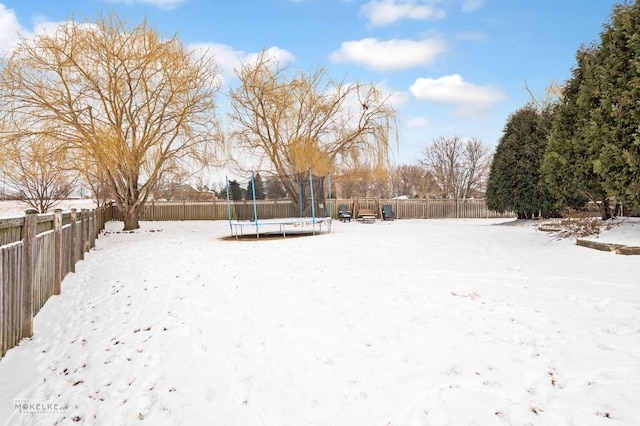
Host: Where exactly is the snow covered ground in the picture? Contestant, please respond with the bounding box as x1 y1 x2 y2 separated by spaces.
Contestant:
0 200 97 218
0 218 639 425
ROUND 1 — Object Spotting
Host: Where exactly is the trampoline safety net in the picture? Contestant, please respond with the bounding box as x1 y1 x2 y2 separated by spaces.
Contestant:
226 172 330 221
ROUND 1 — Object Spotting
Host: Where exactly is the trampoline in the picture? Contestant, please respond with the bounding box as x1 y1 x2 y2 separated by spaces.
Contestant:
226 171 332 238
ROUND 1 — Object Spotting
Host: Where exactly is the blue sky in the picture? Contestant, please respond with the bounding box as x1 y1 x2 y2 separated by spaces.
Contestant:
0 0 622 165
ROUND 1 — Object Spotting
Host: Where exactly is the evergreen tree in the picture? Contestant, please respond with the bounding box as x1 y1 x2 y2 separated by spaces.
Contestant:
486 104 558 219
543 2 640 216
542 48 603 215
265 176 287 199
228 180 244 201
245 173 266 200
218 186 229 200
588 1 640 209
254 173 266 199
245 179 254 200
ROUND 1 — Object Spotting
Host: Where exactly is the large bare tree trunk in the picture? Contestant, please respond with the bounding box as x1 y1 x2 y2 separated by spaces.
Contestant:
117 201 143 230
122 211 140 231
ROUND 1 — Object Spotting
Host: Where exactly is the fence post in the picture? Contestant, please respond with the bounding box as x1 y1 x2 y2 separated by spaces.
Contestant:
89 210 96 249
94 207 101 240
21 209 38 338
70 209 77 273
81 209 88 258
86 210 91 251
53 209 63 295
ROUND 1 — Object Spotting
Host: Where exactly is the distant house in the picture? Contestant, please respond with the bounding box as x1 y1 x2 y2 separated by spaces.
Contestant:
154 184 217 201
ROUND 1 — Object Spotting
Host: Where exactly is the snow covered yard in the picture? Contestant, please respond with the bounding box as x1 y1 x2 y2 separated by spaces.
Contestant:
0 218 639 425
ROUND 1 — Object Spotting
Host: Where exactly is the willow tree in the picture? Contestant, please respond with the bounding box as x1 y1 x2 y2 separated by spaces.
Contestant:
228 51 396 210
0 12 221 229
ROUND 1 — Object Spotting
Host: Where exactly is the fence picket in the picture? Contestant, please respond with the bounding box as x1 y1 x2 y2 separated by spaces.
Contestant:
0 205 109 359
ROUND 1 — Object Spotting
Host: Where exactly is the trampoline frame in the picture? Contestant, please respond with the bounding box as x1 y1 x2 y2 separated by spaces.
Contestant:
226 171 332 238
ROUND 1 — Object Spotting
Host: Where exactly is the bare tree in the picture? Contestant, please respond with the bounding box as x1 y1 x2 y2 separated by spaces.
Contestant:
0 130 77 212
391 164 438 198
74 151 112 207
228 51 397 210
151 163 191 201
421 136 492 200
334 163 389 198
0 12 222 229
524 78 562 111
463 138 492 198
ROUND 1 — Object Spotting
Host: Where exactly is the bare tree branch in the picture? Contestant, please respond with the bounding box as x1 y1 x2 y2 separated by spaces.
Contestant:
421 136 492 200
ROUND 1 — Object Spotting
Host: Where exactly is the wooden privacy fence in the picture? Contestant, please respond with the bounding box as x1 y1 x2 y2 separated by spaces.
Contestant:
343 198 514 220
109 198 513 221
1 206 112 359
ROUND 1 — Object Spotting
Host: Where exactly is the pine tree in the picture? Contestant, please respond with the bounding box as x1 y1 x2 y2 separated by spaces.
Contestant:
245 179 254 200
245 174 266 200
229 180 244 201
265 176 287 199
254 173 266 200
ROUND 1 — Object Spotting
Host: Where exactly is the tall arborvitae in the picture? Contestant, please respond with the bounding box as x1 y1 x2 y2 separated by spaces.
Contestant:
542 47 606 216
543 2 640 217
486 104 558 219
588 1 640 209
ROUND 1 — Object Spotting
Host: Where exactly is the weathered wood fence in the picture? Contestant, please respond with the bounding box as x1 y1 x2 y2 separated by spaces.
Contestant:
109 198 513 221
337 198 513 220
1 206 112 358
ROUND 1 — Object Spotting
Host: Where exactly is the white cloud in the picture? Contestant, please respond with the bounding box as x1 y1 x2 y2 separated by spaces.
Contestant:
461 0 484 12
189 43 244 79
0 4 26 53
245 47 295 66
410 74 506 117
189 43 295 85
387 90 410 109
331 38 445 72
31 17 77 37
361 0 445 26
407 117 430 129
374 81 409 109
103 0 186 10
